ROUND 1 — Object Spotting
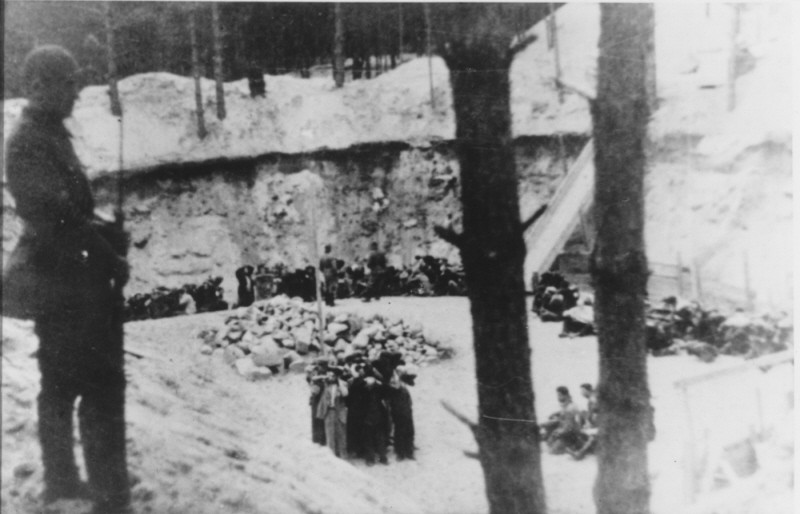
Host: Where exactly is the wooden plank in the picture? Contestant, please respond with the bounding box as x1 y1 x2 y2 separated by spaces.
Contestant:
674 350 793 390
523 139 594 280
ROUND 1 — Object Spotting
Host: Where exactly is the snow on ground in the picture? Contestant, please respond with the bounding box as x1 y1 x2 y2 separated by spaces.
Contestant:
2 297 793 514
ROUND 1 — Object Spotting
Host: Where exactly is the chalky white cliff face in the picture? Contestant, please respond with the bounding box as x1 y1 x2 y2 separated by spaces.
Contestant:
2 3 792 306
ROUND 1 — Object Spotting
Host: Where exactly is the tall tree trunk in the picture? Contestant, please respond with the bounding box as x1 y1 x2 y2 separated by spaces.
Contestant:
591 4 654 514
424 3 434 108
212 2 226 120
397 3 404 64
435 5 550 514
333 2 345 87
189 6 207 139
644 6 658 112
104 2 122 118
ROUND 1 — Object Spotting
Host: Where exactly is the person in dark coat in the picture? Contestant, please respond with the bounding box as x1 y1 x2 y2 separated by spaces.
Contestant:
316 369 349 458
345 364 369 459
361 372 389 465
4 46 131 513
306 361 328 446
235 265 255 307
247 65 266 98
319 244 338 307
363 241 388 302
389 369 417 460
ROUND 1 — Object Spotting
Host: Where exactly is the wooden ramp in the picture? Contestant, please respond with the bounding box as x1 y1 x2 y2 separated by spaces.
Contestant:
523 139 595 284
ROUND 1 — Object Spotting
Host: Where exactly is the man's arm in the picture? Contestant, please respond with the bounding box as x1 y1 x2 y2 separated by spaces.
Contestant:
7 133 129 281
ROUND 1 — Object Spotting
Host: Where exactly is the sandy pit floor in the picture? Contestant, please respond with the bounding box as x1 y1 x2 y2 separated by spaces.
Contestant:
2 297 793 514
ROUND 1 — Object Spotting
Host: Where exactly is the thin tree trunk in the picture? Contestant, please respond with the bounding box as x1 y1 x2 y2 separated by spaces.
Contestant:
189 6 207 139
437 5 550 513
397 4 404 63
333 2 345 87
591 5 654 514
424 3 434 108
212 2 226 120
104 2 122 118
645 5 658 112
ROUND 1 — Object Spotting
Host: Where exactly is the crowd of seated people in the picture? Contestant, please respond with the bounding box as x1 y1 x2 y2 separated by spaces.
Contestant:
645 297 792 359
531 271 580 321
124 276 228 321
539 384 599 461
531 271 596 337
306 343 418 464
246 256 467 306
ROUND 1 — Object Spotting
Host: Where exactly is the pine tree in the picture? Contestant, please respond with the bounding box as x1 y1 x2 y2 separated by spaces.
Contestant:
591 5 655 514
212 2 226 120
433 4 551 513
188 5 207 139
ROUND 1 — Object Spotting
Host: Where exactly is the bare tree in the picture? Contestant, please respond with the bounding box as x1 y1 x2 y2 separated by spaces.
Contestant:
433 5 550 513
212 2 226 120
591 5 655 514
188 5 207 139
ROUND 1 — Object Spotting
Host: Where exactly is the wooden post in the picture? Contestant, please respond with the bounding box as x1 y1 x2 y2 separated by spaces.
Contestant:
550 3 564 104
727 4 740 111
549 4 568 176
425 3 435 109
743 251 754 311
104 2 122 119
692 258 704 304
676 252 684 297
104 2 125 217
309 188 325 351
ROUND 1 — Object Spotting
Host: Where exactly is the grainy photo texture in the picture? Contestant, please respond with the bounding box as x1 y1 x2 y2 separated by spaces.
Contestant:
2 3 794 514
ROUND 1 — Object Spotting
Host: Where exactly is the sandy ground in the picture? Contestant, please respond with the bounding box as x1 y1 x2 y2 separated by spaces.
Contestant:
2 297 793 514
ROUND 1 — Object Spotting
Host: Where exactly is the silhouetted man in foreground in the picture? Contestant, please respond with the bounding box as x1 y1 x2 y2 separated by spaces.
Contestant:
4 45 131 513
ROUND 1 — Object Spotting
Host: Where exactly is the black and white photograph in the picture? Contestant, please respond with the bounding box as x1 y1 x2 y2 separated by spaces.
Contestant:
1 2 794 514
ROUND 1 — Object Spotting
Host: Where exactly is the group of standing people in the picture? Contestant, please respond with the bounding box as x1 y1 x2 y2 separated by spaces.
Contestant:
320 241 388 306
307 348 416 464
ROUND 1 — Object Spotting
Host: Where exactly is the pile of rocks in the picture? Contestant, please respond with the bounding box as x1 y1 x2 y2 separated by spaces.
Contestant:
197 296 451 380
